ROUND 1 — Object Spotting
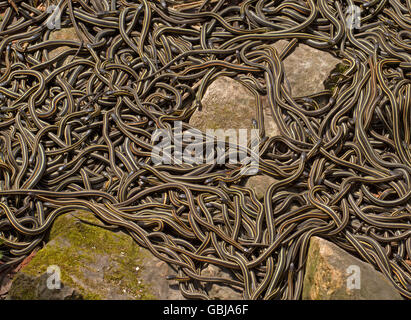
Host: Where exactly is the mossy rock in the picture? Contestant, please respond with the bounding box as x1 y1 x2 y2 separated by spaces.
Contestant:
8 272 82 300
8 211 157 300
323 62 351 93
302 236 404 300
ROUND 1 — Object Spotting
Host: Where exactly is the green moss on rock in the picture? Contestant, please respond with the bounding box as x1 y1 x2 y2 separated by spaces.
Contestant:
323 62 350 92
8 272 83 300
11 211 156 300
302 237 320 299
8 274 38 300
302 236 403 300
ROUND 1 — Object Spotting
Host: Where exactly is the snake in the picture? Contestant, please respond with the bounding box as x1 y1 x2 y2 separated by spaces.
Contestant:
0 0 410 300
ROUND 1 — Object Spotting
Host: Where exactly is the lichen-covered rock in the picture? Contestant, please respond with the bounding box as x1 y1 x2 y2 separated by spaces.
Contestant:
302 236 403 300
7 211 184 300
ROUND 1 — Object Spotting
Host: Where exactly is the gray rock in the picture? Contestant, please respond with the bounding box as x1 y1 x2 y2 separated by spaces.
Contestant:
189 76 279 140
245 175 277 200
48 27 85 63
272 40 340 97
189 42 340 142
302 236 404 300
201 265 243 300
139 254 185 300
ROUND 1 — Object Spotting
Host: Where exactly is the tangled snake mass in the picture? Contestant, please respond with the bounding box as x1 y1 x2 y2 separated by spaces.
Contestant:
0 0 410 300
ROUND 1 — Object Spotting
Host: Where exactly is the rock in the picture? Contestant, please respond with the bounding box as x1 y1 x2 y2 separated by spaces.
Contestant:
138 256 185 300
189 76 279 140
188 43 339 141
201 265 243 300
272 40 340 97
302 236 403 300
8 273 82 300
323 62 351 92
7 211 184 300
263 106 281 137
245 175 277 200
48 27 83 62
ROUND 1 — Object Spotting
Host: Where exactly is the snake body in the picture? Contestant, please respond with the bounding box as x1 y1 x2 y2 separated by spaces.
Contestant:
0 0 410 300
